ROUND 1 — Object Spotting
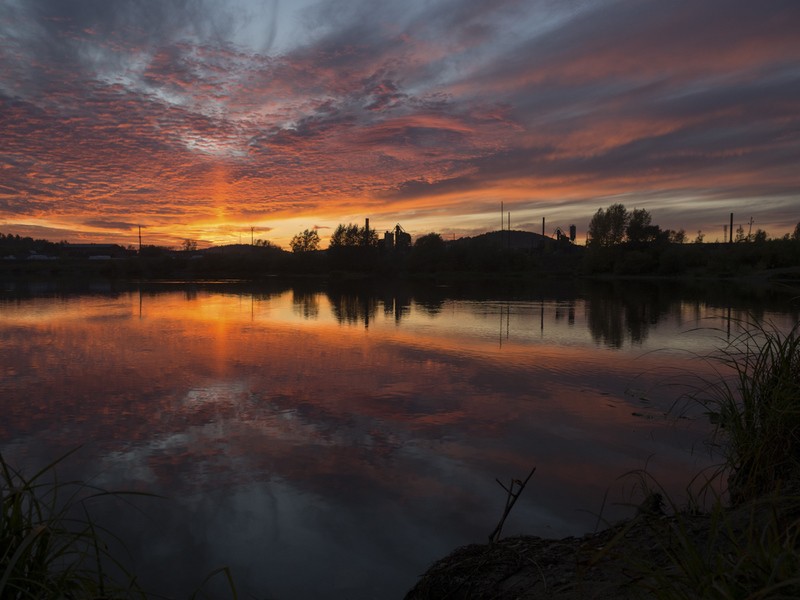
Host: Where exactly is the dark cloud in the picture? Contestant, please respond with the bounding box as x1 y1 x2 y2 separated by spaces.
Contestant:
83 220 139 230
1 0 798 244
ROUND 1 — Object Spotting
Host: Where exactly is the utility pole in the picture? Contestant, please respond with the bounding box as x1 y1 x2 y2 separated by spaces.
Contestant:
729 213 733 243
138 225 142 253
251 226 254 245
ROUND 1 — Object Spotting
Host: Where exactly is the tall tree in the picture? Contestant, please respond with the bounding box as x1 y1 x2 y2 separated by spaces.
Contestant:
626 208 658 243
290 229 320 253
587 208 610 247
606 204 629 245
588 203 629 247
329 223 377 248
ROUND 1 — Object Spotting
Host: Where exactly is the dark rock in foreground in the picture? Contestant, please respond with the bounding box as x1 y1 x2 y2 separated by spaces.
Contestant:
405 493 800 600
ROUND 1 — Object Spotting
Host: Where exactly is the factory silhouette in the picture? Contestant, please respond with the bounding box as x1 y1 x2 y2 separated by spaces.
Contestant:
3 206 797 280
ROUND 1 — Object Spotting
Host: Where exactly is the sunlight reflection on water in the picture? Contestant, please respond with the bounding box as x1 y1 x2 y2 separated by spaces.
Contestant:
1 280 797 599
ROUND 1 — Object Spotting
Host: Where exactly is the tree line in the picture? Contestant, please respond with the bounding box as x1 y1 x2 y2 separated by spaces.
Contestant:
4 206 800 280
588 203 800 247
583 203 800 276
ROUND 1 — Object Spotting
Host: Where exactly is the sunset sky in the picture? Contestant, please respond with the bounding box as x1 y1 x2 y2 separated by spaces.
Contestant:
1 0 798 248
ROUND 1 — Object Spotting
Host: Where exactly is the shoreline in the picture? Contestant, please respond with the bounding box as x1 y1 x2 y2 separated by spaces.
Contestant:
405 488 800 599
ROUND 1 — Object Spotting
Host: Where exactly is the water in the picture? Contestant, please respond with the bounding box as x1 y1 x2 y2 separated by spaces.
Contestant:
1 278 797 598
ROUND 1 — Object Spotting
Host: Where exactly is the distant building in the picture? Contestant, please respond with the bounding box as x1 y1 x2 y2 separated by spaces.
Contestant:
381 224 411 251
394 224 411 249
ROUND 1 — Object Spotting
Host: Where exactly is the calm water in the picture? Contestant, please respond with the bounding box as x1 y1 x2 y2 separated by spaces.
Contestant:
1 279 797 599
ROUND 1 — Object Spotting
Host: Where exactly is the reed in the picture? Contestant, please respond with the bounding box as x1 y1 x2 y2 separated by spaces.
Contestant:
1 448 146 599
693 318 800 503
618 472 800 600
621 318 800 598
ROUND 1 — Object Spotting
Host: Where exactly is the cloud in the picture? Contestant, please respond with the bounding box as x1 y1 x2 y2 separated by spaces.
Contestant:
1 0 798 245
83 220 140 230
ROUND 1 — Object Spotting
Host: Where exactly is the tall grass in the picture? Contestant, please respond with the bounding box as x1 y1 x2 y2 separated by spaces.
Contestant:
619 318 800 598
1 448 147 599
619 472 800 600
2 449 241 599
693 319 800 503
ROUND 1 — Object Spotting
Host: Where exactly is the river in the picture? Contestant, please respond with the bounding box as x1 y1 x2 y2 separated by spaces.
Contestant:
1 278 797 598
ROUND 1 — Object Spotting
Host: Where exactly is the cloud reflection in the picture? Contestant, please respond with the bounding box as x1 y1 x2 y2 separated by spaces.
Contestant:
2 282 798 596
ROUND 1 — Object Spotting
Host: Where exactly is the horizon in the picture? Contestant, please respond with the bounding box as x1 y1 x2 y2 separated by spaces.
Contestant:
2 1 799 248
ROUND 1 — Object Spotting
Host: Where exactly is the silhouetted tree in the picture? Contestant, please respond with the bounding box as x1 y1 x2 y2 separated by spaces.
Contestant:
587 209 610 247
626 208 650 242
413 233 444 252
668 229 686 244
694 230 705 243
626 208 660 244
290 229 320 253
329 223 377 248
588 203 629 247
409 233 446 272
181 239 198 251
793 222 800 241
753 229 768 243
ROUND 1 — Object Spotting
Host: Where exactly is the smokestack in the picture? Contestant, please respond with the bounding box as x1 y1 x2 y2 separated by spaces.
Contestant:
365 218 370 246
542 217 545 237
501 202 504 231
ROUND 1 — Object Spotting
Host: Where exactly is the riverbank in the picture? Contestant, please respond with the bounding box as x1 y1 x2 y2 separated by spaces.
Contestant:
407 319 800 599
405 488 800 599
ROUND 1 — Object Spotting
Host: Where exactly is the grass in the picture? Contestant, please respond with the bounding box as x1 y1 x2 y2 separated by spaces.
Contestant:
689 318 800 503
614 472 800 600
1 447 148 599
1 448 238 599
618 318 800 598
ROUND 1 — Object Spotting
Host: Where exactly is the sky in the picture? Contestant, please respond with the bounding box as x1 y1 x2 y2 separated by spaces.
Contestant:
1 0 798 249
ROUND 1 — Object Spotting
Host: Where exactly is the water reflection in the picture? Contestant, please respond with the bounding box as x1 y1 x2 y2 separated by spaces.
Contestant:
585 281 669 348
292 288 320 319
1 279 798 599
583 279 799 348
327 287 379 327
325 283 435 326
